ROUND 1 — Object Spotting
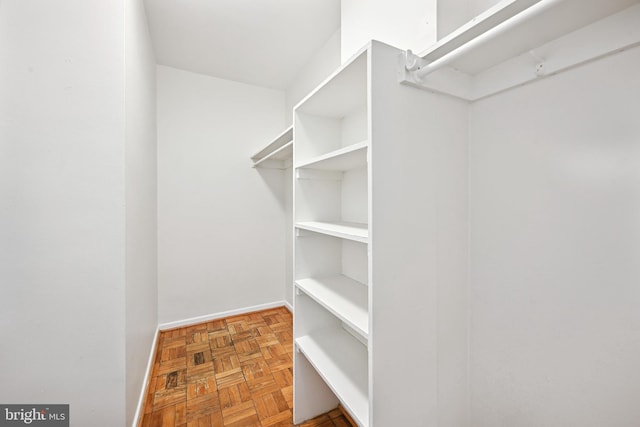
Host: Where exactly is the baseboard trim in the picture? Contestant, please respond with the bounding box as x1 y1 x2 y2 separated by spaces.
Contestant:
132 327 160 427
158 300 289 331
284 300 293 313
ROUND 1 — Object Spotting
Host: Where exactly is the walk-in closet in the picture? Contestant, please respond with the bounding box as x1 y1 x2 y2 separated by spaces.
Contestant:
1 0 638 426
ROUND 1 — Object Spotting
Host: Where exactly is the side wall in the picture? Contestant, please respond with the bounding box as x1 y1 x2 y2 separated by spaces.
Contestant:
437 0 508 39
469 47 640 427
157 66 287 324
437 0 470 39
0 1 126 425
340 0 501 61
469 0 503 16
341 0 437 61
285 29 342 124
125 0 158 425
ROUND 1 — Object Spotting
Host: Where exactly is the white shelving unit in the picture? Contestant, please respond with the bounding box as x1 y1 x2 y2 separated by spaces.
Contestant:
250 125 293 169
293 44 371 427
291 3 640 427
293 41 470 427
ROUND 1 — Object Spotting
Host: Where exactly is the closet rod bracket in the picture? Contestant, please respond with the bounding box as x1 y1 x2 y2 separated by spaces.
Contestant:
403 49 428 72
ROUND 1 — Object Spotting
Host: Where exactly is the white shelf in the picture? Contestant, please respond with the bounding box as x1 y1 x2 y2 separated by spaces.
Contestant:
296 221 368 243
296 276 368 338
295 48 367 118
296 328 369 427
251 126 293 169
419 0 638 75
296 141 368 171
401 0 640 100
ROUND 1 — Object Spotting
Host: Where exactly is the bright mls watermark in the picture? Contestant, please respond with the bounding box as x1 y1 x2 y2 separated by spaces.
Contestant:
0 405 68 426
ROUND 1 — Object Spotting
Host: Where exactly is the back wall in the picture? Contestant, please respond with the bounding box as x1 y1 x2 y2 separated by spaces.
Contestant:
157 66 287 324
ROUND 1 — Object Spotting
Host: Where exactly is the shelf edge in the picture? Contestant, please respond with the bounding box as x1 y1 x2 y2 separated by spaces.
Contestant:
250 125 293 164
252 140 293 168
295 277 369 338
295 140 368 170
295 221 369 244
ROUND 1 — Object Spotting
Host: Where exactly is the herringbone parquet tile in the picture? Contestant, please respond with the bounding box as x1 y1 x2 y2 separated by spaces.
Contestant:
138 307 353 427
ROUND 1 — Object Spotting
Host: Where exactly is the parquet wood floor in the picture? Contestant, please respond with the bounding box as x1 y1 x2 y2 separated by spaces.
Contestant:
138 307 353 427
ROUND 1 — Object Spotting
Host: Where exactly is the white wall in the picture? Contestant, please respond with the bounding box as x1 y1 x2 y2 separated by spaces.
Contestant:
437 0 471 39
438 0 532 40
469 47 640 426
340 0 506 58
469 0 502 17
0 1 126 425
157 66 287 324
341 0 437 61
286 29 341 124
125 0 157 425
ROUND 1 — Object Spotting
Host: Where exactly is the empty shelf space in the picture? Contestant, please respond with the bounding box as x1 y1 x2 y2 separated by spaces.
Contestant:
296 276 368 338
296 328 369 427
296 141 368 171
296 221 368 243
251 126 293 169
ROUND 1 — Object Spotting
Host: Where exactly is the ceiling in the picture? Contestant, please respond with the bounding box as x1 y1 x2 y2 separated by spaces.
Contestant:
144 0 341 90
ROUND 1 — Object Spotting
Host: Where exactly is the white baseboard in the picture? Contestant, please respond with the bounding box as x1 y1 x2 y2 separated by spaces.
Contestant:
158 300 289 331
284 300 293 313
131 327 160 427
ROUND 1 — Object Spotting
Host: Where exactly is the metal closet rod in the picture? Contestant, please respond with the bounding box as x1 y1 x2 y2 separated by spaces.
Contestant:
406 0 566 79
